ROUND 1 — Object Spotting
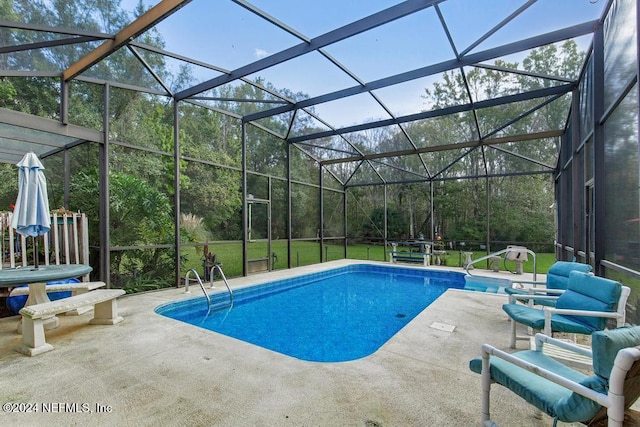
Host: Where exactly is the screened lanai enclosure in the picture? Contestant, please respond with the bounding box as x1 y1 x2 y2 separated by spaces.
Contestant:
0 0 638 309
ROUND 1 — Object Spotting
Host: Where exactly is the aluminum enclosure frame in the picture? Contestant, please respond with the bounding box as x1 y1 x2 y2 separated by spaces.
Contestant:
0 0 636 288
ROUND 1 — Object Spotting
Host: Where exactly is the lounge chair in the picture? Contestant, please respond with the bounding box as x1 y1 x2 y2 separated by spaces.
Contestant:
504 261 593 307
469 327 640 426
503 271 630 349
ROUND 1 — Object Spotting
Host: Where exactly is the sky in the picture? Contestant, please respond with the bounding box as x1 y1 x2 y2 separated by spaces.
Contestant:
118 0 607 127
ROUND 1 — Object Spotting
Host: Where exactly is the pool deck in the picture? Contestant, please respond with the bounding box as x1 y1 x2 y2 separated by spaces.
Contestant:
0 260 604 426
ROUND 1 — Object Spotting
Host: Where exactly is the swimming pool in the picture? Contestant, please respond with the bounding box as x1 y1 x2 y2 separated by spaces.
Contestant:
155 264 465 362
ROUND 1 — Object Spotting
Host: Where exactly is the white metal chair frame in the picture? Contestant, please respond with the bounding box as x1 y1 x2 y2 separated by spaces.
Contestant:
480 333 640 427
508 287 631 349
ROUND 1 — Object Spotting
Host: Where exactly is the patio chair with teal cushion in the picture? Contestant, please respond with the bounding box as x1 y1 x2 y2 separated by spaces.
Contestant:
503 271 630 349
469 327 640 426
504 261 593 307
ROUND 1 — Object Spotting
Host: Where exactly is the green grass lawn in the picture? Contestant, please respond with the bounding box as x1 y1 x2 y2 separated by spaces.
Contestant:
182 242 557 279
137 244 640 325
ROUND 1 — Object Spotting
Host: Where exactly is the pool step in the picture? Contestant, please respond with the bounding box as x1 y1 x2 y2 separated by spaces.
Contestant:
463 275 512 293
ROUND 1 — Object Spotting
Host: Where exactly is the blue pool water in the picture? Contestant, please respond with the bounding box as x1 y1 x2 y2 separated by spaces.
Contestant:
155 264 465 362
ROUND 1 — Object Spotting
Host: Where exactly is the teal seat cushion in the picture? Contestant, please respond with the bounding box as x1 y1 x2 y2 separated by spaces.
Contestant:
504 287 526 296
533 298 557 308
547 314 596 334
503 287 557 307
469 350 604 422
555 271 621 330
591 326 640 379
546 261 592 291
504 262 592 306
503 303 597 334
553 375 607 422
503 303 545 329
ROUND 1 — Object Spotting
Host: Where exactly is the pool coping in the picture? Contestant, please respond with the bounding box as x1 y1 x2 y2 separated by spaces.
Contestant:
156 263 467 363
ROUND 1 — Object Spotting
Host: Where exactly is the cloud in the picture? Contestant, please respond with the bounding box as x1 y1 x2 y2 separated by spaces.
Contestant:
255 48 269 59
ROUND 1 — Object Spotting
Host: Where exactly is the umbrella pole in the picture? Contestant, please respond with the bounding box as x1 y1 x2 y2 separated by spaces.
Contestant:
33 236 39 270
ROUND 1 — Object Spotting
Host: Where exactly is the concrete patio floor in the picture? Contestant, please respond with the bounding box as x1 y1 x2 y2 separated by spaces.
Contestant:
0 260 596 426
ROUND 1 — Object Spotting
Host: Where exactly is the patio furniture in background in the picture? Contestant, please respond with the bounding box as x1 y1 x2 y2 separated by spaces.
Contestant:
505 261 593 307
388 241 431 266
1 211 90 317
17 288 125 356
503 271 629 349
1 211 89 270
504 245 528 274
6 278 79 315
0 264 93 330
8 279 107 315
463 251 474 269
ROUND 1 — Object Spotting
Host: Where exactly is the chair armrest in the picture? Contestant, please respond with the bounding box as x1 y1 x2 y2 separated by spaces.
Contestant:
507 287 564 295
545 308 624 318
529 288 565 295
533 333 593 358
508 294 560 304
480 343 606 405
543 308 625 335
510 279 546 288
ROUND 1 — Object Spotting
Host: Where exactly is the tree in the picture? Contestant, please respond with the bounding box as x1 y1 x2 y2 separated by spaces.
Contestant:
361 208 408 240
69 169 175 286
340 41 583 245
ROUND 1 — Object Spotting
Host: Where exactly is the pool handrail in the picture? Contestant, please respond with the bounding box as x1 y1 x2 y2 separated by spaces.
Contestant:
184 266 234 311
184 269 211 308
465 247 537 281
208 263 233 308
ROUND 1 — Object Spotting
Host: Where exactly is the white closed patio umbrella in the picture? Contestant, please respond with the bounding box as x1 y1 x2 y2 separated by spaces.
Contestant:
11 152 51 270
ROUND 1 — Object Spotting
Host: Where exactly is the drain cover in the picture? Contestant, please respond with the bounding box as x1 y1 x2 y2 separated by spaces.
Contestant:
395 313 406 318
430 321 456 332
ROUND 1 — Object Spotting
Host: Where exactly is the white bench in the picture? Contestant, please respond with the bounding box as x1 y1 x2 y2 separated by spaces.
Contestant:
389 251 431 266
16 289 125 356
9 281 106 296
10 281 106 315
